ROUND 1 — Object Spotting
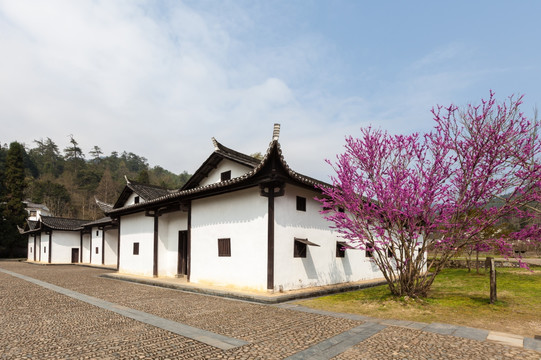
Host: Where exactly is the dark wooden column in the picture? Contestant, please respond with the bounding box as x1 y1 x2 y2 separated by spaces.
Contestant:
153 215 159 277
48 231 52 263
80 231 83 263
260 182 284 291
33 235 37 261
101 228 105 265
116 218 121 271
187 202 192 282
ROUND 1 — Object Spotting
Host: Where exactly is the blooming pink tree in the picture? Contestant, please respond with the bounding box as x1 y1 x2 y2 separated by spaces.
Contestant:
319 92 541 297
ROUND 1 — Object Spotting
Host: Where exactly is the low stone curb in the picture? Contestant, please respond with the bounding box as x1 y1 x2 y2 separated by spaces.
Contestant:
100 273 387 304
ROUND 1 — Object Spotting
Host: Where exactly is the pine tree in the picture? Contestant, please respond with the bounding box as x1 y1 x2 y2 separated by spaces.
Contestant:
1 142 27 257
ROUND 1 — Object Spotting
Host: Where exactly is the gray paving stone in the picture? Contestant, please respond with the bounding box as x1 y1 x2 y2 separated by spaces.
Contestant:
289 305 374 321
403 321 431 330
452 326 489 341
524 337 541 352
379 319 417 327
423 322 460 335
284 322 387 360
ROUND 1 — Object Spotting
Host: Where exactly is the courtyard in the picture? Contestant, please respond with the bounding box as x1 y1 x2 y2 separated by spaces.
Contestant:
0 261 539 359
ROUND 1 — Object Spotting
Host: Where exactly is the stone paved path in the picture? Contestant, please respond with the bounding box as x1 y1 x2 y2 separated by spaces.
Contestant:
0 262 540 359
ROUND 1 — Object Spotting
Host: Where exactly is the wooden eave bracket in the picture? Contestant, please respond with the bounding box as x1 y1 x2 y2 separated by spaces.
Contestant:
259 181 285 198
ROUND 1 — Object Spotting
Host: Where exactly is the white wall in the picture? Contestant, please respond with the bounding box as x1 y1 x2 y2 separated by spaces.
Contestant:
157 211 188 277
90 227 103 265
104 229 118 266
39 231 48 262
49 231 80 264
35 233 42 262
198 159 253 187
190 187 268 291
125 192 144 206
82 233 90 263
273 184 383 291
27 236 34 261
119 212 154 276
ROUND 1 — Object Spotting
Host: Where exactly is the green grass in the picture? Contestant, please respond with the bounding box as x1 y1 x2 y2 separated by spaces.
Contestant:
297 267 541 337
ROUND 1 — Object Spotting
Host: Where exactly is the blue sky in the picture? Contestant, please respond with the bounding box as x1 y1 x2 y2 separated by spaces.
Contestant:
1 0 540 181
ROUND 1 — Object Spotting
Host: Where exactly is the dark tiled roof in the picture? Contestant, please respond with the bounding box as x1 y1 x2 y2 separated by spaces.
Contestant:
82 216 114 227
128 180 174 201
19 220 39 234
113 179 177 209
40 216 89 231
107 124 330 216
28 220 39 231
95 198 113 212
182 138 260 190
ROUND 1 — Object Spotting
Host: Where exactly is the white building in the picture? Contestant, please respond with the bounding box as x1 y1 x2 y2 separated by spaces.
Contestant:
106 124 385 292
23 200 51 221
22 124 388 292
23 216 88 264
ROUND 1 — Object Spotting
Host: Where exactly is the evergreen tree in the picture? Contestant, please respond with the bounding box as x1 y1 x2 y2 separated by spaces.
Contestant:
89 146 103 162
1 142 27 257
136 169 150 184
30 137 64 177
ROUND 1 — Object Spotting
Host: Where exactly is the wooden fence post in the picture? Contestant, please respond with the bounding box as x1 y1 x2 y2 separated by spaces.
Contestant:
486 257 497 304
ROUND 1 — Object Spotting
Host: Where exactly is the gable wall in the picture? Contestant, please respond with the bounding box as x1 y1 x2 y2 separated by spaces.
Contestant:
198 159 253 187
119 212 154 276
190 187 268 290
273 184 383 291
158 211 188 277
125 192 143 206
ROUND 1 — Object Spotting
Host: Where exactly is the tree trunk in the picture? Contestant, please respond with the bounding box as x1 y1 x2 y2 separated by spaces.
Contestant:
487 257 497 304
475 249 480 274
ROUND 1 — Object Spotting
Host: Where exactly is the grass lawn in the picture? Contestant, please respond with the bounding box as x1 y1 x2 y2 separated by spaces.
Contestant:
297 267 541 337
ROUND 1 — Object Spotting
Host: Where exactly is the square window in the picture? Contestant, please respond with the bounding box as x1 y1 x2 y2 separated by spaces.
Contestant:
134 196 140 204
221 170 231 181
29 210 37 217
296 196 306 212
95 247 99 254
294 240 307 258
133 242 139 255
365 244 374 258
218 238 231 257
336 242 346 258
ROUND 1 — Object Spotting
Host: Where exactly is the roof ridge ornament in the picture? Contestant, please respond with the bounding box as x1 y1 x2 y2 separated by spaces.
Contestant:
273 123 280 141
124 175 130 184
211 137 219 151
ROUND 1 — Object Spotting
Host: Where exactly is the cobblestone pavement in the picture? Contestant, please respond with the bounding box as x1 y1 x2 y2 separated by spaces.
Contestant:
1 262 540 359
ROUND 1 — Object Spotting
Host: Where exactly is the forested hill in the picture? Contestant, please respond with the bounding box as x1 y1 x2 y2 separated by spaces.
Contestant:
0 136 191 220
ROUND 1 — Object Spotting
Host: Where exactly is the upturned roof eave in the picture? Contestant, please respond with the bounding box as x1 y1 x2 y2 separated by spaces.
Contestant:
106 139 330 217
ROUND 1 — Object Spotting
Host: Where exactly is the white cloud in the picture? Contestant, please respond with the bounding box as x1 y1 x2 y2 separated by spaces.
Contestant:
1 1 535 184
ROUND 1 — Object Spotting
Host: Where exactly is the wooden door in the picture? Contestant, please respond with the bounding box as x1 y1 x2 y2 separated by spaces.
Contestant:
177 231 188 276
71 248 80 263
